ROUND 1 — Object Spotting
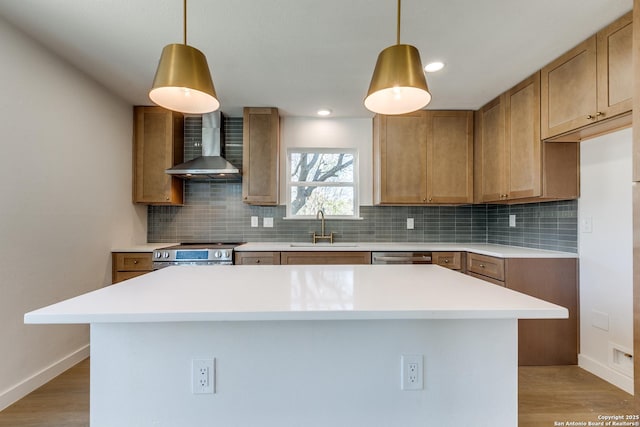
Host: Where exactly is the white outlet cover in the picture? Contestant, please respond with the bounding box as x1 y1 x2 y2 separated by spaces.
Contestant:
407 218 414 230
192 359 215 394
401 354 423 391
263 217 274 228
508 214 516 228
251 216 259 228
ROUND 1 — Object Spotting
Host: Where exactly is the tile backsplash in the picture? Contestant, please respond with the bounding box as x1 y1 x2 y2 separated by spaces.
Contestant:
147 116 577 253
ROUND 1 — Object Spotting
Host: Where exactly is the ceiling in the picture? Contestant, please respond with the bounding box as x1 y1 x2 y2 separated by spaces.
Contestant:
0 0 632 118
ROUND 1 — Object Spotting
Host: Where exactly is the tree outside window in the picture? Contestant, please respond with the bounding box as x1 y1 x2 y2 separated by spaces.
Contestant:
287 149 358 218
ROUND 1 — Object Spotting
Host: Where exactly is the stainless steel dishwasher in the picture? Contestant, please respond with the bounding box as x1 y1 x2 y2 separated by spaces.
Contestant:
371 252 432 264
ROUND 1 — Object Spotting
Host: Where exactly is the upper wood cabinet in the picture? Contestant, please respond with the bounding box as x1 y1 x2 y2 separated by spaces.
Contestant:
476 73 579 203
242 107 280 205
541 12 632 140
133 106 184 205
373 110 473 205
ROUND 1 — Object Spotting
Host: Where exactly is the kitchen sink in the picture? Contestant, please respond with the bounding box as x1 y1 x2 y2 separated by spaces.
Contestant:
289 243 359 248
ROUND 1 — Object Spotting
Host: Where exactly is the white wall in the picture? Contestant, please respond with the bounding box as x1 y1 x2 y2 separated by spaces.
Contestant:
578 128 633 394
0 17 146 409
280 117 373 206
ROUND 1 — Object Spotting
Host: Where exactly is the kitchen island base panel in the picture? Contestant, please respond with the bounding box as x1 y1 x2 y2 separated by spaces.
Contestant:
90 319 517 427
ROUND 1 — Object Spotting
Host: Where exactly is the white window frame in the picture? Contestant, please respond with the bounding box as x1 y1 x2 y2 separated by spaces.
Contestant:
285 147 359 219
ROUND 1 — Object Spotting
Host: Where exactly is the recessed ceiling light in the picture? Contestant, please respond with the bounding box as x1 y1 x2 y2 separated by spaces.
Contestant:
424 62 445 73
317 109 332 116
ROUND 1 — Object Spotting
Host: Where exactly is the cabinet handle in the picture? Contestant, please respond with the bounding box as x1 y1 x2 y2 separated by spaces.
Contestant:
165 197 170 201
587 114 595 120
479 264 485 268
444 259 449 263
133 260 138 264
428 197 433 202
256 260 261 264
596 111 603 117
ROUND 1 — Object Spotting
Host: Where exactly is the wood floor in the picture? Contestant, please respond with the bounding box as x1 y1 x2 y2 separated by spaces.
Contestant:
0 359 637 426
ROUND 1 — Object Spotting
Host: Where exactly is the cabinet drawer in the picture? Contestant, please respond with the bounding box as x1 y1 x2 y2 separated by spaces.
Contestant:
235 251 281 265
114 252 153 271
432 252 464 270
466 253 504 281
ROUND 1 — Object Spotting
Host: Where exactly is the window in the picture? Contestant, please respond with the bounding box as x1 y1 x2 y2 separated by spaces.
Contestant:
286 148 359 219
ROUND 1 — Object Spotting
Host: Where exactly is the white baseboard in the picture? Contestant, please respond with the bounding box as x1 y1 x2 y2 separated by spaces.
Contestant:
579 353 634 395
0 345 90 411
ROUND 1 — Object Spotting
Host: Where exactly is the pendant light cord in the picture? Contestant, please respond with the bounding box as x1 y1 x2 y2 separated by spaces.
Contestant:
396 0 401 45
183 0 187 45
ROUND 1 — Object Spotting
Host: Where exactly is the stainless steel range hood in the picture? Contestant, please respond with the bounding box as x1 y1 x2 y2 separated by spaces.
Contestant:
166 111 240 180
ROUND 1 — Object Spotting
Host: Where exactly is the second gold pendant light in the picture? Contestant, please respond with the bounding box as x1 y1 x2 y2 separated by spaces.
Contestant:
364 0 431 115
149 0 219 114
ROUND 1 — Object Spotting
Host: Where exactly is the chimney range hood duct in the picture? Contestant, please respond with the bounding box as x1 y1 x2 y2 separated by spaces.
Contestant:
165 111 240 179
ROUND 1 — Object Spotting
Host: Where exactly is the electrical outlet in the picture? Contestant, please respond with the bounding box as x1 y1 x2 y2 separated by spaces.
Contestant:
407 218 414 230
509 214 516 228
251 216 259 228
401 354 423 390
192 359 215 394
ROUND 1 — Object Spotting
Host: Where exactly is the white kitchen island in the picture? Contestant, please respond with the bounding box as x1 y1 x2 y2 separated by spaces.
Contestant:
25 264 567 427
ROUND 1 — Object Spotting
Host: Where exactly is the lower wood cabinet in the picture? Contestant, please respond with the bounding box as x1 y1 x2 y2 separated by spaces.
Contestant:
280 251 371 265
465 253 578 366
112 252 153 284
234 251 281 265
432 252 465 271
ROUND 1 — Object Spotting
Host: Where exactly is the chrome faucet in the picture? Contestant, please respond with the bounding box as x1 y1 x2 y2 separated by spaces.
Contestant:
313 209 334 243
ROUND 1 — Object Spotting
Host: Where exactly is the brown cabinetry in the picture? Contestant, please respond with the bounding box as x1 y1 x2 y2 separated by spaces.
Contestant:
432 252 465 271
466 252 505 284
541 12 632 140
280 251 371 265
475 74 579 203
133 106 184 205
373 110 473 205
111 252 153 284
506 258 578 366
465 253 578 366
235 251 281 265
242 107 280 205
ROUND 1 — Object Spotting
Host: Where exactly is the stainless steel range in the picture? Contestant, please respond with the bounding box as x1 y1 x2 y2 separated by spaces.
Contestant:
153 243 241 269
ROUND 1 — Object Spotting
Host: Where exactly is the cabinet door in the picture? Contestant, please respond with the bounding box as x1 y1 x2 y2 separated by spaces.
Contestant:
280 251 371 265
505 73 541 200
373 112 428 204
597 11 632 119
133 107 184 205
477 97 506 203
426 111 473 204
541 37 597 139
242 107 280 205
235 251 281 265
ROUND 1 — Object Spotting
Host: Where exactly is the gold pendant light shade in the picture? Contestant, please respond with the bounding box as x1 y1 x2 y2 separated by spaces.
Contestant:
149 43 219 114
364 0 431 115
364 44 431 115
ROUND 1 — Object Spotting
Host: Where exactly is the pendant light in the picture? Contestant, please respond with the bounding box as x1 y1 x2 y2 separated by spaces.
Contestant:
149 0 219 114
364 0 431 115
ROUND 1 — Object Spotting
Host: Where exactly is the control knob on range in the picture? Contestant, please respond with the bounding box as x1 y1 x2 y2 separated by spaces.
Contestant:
214 250 222 258
163 251 170 258
154 252 161 259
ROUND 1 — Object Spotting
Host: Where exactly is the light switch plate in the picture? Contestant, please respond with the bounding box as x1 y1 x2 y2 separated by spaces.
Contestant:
508 214 516 228
407 218 414 230
251 216 259 228
580 217 593 233
263 217 274 228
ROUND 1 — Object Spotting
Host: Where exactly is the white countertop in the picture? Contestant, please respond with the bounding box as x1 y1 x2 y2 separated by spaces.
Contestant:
111 243 177 253
25 264 567 324
236 242 577 258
